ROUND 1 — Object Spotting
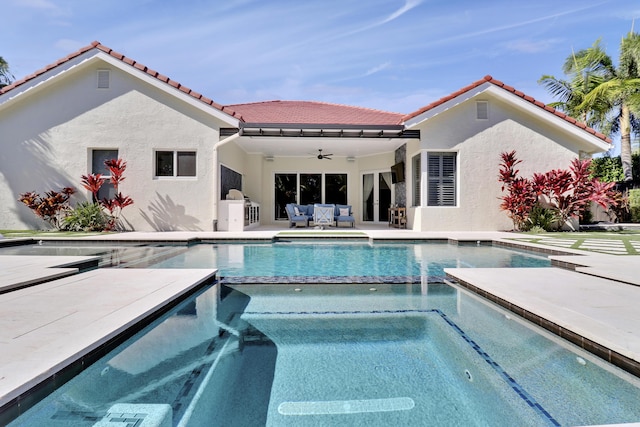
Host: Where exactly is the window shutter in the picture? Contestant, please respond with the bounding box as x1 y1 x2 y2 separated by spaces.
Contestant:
441 154 456 205
97 70 110 89
427 153 456 206
476 101 488 120
412 154 421 206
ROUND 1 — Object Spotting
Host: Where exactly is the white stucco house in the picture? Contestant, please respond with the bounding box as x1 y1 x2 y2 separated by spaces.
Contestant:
0 42 611 232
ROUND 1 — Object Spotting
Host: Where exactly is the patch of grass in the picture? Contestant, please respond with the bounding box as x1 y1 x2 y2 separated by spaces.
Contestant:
510 231 640 255
0 229 111 238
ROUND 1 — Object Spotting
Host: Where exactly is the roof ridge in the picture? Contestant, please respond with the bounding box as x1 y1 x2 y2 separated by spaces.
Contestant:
0 41 242 121
227 99 403 114
403 75 610 144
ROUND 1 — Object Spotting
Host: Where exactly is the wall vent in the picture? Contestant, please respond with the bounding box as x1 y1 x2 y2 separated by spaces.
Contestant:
476 101 488 120
97 70 110 89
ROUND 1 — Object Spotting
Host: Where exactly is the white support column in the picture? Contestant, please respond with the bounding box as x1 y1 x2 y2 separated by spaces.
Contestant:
420 150 429 207
212 132 240 230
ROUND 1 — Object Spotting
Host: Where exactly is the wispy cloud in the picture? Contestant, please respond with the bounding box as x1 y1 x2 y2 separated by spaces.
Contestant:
364 62 391 77
503 38 563 54
13 0 58 10
380 0 423 25
341 0 423 37
428 1 614 46
12 0 69 17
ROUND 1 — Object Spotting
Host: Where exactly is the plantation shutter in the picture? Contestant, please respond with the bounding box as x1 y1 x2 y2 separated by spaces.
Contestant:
427 152 456 206
476 101 488 120
97 70 110 89
412 154 421 206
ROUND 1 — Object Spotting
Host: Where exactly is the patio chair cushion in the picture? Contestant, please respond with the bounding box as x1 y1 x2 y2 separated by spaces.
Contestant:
334 204 355 227
335 204 352 216
285 204 309 226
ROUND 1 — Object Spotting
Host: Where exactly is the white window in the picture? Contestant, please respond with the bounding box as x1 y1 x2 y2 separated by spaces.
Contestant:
155 151 196 177
427 152 457 206
92 149 118 200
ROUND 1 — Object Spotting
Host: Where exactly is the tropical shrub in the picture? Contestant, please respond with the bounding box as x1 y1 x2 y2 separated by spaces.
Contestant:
590 155 624 183
526 203 557 231
18 187 76 230
498 151 537 230
590 153 640 186
62 201 110 231
19 158 133 232
81 158 133 230
499 151 620 231
630 189 640 222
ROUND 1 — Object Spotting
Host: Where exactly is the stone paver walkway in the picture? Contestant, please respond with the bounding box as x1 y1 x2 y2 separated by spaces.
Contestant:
509 235 640 255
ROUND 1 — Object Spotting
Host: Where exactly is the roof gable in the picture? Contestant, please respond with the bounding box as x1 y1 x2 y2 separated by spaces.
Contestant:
0 41 241 125
403 75 611 146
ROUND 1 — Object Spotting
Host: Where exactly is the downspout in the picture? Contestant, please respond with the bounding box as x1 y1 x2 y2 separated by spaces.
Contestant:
212 131 241 231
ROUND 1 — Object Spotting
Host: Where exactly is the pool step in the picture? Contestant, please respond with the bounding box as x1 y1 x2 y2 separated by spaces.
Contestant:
220 275 448 285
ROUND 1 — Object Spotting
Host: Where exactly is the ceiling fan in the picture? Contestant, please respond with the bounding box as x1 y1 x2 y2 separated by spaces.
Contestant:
315 149 333 160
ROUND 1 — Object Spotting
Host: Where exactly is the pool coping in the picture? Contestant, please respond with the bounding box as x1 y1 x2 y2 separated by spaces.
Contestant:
0 268 217 425
447 269 640 378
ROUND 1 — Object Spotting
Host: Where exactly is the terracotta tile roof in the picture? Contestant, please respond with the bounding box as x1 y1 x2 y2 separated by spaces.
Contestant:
225 100 404 126
403 75 611 144
0 44 612 143
0 41 242 120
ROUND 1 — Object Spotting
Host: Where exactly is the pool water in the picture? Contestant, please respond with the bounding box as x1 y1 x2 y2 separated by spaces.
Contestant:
0 241 549 277
146 241 551 278
6 242 640 426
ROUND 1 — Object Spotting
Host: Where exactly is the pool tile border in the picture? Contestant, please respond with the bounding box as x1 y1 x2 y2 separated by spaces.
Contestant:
450 277 640 379
220 275 447 285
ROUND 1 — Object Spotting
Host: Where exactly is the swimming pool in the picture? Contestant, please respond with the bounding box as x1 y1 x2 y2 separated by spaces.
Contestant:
0 240 551 276
6 242 640 426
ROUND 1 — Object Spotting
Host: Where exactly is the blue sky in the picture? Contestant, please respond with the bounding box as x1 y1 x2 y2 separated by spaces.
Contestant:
2 0 639 115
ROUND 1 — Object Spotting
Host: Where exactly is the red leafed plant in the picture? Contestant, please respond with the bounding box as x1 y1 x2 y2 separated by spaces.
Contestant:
81 158 133 230
81 173 104 202
498 151 537 230
499 151 620 231
104 158 127 187
19 158 133 232
18 187 76 230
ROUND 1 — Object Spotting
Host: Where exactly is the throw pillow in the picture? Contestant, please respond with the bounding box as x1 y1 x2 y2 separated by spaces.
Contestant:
339 208 350 216
294 206 301 216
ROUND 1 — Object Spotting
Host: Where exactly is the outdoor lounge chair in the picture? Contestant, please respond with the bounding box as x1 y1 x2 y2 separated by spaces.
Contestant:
334 204 355 228
313 204 335 229
285 203 309 227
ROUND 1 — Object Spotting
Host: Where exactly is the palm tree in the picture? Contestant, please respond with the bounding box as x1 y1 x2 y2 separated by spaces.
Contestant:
540 33 640 182
539 39 614 128
0 56 14 88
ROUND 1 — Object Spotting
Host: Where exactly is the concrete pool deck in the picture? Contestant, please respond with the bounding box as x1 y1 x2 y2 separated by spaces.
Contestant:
0 227 639 422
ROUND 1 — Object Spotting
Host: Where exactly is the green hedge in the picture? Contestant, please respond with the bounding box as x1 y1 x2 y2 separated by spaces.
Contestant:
630 189 640 223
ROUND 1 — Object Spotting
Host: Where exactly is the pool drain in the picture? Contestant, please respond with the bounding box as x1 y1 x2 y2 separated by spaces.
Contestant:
465 369 473 382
